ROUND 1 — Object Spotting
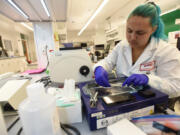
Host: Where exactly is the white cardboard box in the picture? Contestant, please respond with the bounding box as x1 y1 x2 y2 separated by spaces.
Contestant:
107 119 147 135
48 87 82 124
0 79 29 110
58 99 82 124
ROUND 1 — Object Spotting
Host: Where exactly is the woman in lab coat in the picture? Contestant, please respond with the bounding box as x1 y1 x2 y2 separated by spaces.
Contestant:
94 2 180 98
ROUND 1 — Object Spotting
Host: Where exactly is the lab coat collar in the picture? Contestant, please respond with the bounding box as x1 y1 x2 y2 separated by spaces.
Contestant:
123 40 132 66
146 37 158 51
123 37 158 67
123 37 158 51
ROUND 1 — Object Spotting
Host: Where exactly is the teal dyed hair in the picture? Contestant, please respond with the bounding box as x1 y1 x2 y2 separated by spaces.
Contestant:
128 3 167 41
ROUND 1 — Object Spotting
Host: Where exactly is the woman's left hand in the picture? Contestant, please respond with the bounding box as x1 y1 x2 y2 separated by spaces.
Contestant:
122 74 149 86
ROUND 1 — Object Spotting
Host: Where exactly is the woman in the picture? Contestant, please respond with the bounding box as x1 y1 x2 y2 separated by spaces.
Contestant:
94 2 180 98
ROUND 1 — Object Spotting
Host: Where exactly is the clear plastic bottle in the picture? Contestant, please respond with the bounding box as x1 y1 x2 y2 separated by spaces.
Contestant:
18 83 62 135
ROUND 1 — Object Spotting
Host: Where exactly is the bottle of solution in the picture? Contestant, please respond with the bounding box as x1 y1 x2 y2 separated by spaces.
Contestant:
94 55 97 63
18 83 62 135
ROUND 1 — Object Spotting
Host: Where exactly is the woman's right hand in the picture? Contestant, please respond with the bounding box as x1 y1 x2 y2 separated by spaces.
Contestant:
94 66 111 87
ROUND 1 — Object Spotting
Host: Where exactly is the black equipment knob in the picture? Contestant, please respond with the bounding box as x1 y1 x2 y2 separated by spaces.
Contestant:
79 65 90 76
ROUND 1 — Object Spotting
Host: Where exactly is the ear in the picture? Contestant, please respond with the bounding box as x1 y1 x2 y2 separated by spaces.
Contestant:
152 25 157 33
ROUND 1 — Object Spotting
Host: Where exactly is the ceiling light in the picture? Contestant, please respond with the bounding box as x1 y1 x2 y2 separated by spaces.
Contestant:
160 7 179 16
21 23 33 31
7 0 29 19
78 0 109 36
40 0 50 17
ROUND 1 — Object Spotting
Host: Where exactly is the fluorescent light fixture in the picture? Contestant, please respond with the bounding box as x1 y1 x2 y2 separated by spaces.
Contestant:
40 0 50 17
7 0 29 19
21 23 33 31
160 7 178 16
78 0 109 36
119 19 126 25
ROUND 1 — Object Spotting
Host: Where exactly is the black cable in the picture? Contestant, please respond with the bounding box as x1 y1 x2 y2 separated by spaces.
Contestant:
6 116 22 135
61 124 73 135
35 76 52 87
35 76 50 82
44 80 52 87
61 123 81 135
16 123 81 135
155 105 168 114
17 127 23 135
7 117 20 131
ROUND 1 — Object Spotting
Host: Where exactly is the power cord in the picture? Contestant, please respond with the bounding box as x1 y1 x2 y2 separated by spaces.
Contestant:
61 123 81 135
6 116 22 135
7 117 20 131
16 123 81 135
17 127 23 135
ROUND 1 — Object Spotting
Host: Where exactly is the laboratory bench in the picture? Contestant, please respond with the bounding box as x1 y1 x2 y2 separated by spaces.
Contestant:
0 73 107 135
0 56 27 74
0 73 178 135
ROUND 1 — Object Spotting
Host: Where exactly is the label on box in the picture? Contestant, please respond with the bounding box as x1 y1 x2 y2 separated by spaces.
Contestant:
97 105 154 129
91 112 103 117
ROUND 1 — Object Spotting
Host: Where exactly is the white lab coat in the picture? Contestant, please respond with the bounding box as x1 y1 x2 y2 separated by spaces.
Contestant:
93 37 180 98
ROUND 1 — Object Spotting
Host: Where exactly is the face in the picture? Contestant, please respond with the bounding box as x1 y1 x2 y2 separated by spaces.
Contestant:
126 16 156 50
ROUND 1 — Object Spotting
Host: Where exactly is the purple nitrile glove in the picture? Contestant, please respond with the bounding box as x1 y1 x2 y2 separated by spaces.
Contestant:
122 74 149 87
94 66 111 87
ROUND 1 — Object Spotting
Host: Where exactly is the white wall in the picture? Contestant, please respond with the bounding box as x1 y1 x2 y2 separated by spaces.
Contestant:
0 14 37 62
118 24 126 40
52 22 67 49
93 28 106 45
28 33 37 61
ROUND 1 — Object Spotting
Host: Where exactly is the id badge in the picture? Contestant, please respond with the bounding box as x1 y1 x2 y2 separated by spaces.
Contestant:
140 61 155 71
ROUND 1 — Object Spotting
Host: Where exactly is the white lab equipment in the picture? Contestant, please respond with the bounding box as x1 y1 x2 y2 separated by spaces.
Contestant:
18 83 62 135
48 49 93 83
94 55 97 63
0 79 29 110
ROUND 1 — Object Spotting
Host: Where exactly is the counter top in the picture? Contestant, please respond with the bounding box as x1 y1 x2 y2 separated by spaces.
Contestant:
0 56 25 60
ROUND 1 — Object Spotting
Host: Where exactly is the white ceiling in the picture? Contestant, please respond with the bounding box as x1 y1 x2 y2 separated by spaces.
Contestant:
0 0 179 34
67 0 180 35
0 0 67 21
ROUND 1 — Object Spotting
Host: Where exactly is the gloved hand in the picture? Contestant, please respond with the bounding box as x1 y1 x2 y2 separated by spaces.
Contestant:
94 66 111 87
122 74 149 87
